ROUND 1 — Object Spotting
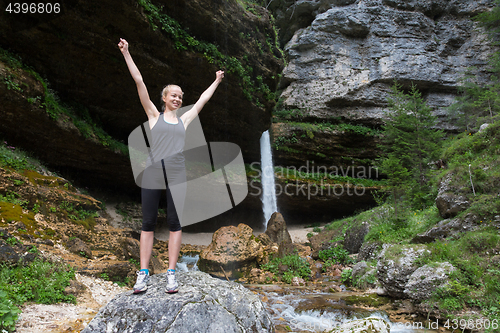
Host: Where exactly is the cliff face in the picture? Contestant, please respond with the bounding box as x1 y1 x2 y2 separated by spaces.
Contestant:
269 0 496 168
0 0 283 191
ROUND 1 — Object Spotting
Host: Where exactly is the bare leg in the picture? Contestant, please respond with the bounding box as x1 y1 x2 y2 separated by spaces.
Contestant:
140 231 155 270
168 230 182 270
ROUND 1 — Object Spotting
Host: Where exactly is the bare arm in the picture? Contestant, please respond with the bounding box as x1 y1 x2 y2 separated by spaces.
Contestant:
181 70 224 129
118 38 159 119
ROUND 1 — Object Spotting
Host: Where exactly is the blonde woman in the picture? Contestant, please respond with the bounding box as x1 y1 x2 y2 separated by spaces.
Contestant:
118 38 224 293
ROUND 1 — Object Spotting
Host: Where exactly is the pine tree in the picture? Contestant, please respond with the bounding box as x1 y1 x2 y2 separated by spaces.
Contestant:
379 82 443 212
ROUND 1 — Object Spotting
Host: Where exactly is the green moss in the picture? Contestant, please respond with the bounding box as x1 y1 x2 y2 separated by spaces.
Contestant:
0 202 37 234
344 294 391 307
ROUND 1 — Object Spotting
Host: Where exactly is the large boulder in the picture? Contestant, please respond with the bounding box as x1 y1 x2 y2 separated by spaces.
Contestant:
198 224 264 279
264 212 294 256
435 174 470 218
377 244 430 298
82 271 273 333
404 262 456 302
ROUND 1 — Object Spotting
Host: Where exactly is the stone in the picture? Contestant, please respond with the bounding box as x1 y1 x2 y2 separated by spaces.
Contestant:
82 271 273 333
376 244 431 298
343 222 370 254
265 212 293 246
404 262 455 302
358 241 382 261
479 123 490 132
435 174 470 218
198 224 264 279
120 237 167 274
327 317 390 333
66 237 93 259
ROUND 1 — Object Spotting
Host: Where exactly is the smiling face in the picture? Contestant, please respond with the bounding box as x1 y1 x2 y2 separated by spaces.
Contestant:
161 85 183 112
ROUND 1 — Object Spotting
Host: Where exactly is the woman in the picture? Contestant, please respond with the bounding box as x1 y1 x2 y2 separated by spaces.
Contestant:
118 38 224 294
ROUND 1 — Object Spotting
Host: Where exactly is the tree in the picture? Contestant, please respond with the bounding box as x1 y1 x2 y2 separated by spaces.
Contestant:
379 82 443 212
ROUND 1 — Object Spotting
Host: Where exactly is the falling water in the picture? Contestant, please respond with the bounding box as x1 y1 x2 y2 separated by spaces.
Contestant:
260 130 278 229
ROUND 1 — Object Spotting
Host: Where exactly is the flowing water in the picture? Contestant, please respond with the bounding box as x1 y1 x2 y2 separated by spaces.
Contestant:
177 255 444 333
260 130 278 229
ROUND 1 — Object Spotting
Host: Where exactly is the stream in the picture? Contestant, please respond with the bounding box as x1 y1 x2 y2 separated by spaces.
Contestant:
177 255 443 333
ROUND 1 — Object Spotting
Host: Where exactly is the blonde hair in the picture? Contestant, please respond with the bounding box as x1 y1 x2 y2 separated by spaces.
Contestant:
161 84 183 112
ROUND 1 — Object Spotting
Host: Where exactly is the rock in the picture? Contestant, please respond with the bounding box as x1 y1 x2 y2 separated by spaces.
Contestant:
66 237 93 259
412 214 480 243
0 0 283 193
0 242 21 265
377 244 431 298
351 261 369 282
436 174 470 218
291 276 306 286
256 232 272 246
327 317 390 333
358 241 382 261
82 271 273 333
120 237 167 274
265 212 293 246
479 123 490 132
198 224 264 279
404 262 456 302
343 222 370 254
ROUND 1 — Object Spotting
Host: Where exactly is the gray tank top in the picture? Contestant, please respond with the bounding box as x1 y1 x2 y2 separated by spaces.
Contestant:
147 113 185 168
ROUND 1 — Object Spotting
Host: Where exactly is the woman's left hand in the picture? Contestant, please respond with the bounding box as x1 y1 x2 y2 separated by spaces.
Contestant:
216 70 224 82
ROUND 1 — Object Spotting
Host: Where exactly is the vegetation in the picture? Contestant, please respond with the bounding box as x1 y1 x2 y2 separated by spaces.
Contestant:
261 253 311 283
0 257 75 332
378 82 443 215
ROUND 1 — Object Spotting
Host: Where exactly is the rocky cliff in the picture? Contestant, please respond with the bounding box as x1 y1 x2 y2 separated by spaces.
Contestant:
268 0 496 169
0 0 283 192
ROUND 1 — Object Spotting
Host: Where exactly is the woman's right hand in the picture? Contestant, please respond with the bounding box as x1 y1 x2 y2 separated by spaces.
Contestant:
118 38 129 53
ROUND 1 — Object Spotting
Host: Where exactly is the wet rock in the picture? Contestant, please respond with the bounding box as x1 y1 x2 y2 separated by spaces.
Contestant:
327 317 390 333
404 262 455 302
377 244 430 298
82 271 273 333
198 224 264 279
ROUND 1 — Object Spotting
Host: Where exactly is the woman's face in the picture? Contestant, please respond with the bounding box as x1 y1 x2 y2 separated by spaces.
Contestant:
163 86 183 111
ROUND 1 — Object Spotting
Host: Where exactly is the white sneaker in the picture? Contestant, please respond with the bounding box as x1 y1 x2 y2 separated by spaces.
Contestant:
166 270 178 294
133 270 150 294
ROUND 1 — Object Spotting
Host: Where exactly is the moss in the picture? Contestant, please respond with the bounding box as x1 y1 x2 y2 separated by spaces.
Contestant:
344 294 391 307
0 202 37 234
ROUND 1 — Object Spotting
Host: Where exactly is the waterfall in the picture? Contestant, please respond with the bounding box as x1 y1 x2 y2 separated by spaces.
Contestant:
260 130 278 229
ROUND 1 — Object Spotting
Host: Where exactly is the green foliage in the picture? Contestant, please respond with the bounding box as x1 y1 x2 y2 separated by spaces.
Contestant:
0 258 76 307
261 254 311 284
0 141 42 172
379 82 443 212
319 245 354 270
341 268 352 285
0 290 20 333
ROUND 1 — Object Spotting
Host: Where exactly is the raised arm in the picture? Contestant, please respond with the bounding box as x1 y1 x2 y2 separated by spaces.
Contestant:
180 70 224 129
118 38 159 119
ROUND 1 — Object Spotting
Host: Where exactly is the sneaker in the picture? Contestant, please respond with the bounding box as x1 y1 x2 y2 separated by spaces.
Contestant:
166 270 178 294
133 270 150 294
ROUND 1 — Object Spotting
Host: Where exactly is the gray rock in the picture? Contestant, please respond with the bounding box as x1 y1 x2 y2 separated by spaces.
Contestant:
344 222 370 254
435 174 469 218
358 241 382 261
271 0 496 130
82 271 273 333
377 244 430 298
479 123 490 132
412 214 480 243
66 237 92 259
404 262 455 302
